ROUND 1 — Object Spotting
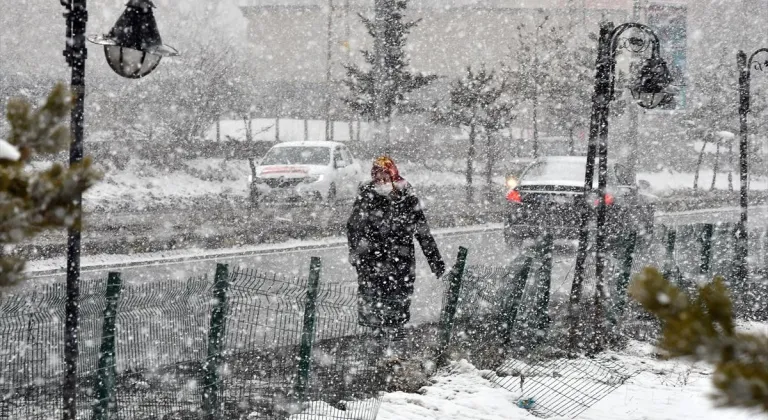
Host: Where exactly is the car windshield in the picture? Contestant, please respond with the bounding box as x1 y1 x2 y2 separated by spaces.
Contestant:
261 147 331 166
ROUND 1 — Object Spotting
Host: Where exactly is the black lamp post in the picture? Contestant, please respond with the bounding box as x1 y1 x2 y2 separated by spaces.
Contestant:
733 49 768 305
569 21 673 353
61 0 175 418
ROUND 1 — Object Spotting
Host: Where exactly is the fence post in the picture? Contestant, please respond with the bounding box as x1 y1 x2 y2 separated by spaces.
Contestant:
700 224 714 275
92 272 123 420
202 264 230 419
294 257 322 405
534 234 554 335
663 227 676 280
610 231 637 325
503 257 533 344
437 247 469 367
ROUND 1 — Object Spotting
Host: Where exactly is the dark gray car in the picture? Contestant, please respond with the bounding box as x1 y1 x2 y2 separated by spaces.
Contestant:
503 156 656 248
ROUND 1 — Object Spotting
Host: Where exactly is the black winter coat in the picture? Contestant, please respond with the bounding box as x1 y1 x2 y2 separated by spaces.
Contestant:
346 181 445 327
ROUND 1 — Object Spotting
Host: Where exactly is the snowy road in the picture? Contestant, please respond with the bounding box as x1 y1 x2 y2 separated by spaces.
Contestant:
21 205 768 323
656 205 768 227
24 224 582 325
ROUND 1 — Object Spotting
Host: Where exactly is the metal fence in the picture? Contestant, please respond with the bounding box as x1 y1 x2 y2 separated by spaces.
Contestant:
0 256 396 420
433 232 652 418
3 222 763 419
0 276 118 419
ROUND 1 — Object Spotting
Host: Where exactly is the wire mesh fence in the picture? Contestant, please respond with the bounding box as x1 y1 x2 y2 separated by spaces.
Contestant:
434 232 649 419
488 354 635 418
2 221 760 419
0 257 390 420
0 278 110 419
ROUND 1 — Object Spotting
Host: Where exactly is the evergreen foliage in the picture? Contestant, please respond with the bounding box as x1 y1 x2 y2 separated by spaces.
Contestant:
630 267 768 411
342 0 437 122
432 66 515 202
0 84 100 289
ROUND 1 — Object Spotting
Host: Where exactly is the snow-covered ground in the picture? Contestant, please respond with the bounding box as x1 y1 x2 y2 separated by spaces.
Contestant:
303 340 759 420
639 169 768 193
84 158 251 210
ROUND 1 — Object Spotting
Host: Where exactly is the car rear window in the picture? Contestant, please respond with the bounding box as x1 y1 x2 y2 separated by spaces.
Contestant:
523 161 586 183
522 160 623 185
261 147 331 166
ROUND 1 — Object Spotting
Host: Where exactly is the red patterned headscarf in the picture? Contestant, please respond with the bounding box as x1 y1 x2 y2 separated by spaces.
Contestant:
371 156 404 184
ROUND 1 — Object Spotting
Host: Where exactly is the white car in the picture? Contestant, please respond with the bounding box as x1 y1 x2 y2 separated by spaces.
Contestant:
248 141 363 206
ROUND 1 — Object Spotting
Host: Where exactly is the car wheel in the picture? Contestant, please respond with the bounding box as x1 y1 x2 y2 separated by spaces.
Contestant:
327 183 337 203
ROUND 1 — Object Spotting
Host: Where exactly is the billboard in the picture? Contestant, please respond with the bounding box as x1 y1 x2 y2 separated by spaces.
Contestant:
647 4 687 109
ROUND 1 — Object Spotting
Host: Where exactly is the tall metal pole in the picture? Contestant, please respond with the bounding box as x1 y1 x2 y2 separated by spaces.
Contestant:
736 50 750 297
325 0 334 141
592 43 613 349
627 0 643 182
569 21 613 352
62 0 87 417
345 0 353 142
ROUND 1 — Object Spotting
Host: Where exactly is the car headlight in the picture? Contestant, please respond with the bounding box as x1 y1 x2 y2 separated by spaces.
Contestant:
505 176 518 190
304 175 324 183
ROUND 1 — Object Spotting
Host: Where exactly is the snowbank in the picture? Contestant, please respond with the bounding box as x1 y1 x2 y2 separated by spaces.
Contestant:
370 342 758 420
638 169 768 193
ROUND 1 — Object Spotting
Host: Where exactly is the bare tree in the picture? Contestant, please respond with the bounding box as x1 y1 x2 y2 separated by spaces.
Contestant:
433 66 515 203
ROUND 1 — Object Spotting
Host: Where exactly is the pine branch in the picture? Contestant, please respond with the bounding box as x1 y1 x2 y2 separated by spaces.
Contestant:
630 267 768 411
0 84 101 291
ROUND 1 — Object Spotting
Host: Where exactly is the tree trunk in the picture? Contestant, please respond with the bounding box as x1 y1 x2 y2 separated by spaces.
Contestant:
372 0 388 146
275 118 280 141
466 125 476 203
248 158 257 179
356 120 361 141
693 138 708 191
728 140 734 191
243 115 253 142
485 131 495 203
712 140 720 191
532 91 539 158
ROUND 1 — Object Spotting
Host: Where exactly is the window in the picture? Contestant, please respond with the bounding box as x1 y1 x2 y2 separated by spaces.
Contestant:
522 160 618 186
261 147 331 166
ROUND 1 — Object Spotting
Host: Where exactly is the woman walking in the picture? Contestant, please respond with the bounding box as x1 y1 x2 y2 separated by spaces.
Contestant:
347 156 445 345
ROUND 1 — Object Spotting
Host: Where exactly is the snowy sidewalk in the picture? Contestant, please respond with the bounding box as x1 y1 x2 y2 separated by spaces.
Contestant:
374 342 758 420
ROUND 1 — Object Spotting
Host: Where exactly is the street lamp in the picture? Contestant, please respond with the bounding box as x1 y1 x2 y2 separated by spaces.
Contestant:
61 0 175 418
733 48 768 304
568 21 674 353
629 56 675 109
88 0 179 78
